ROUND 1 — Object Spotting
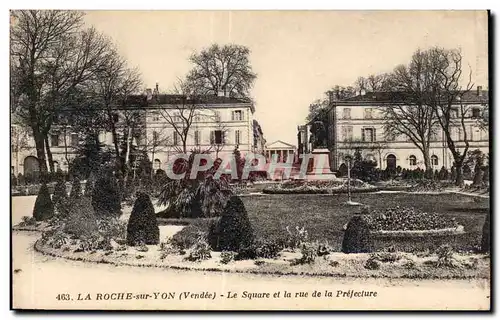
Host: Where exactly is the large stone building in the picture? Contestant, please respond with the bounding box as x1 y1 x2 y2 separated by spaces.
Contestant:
144 93 262 171
298 87 489 172
11 91 265 177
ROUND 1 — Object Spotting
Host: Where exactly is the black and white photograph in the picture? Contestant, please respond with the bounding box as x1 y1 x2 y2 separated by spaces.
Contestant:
9 9 491 310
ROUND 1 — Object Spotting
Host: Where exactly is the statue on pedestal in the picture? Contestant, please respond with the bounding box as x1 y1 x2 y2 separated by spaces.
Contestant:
309 120 328 149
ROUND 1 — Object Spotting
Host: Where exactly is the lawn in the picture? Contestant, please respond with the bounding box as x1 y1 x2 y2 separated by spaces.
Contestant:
168 192 489 252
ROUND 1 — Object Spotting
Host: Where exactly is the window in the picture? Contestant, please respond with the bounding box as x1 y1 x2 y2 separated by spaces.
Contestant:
194 114 202 122
430 128 440 141
409 155 417 166
232 110 243 121
53 161 59 171
235 130 241 145
173 115 181 123
211 130 224 145
342 126 353 141
472 108 481 118
173 132 179 146
194 130 201 145
364 108 373 119
214 111 221 121
154 159 161 170
362 128 376 142
112 113 119 123
50 133 59 147
431 155 439 166
343 108 351 119
152 131 159 144
152 112 160 122
451 108 459 118
70 133 79 147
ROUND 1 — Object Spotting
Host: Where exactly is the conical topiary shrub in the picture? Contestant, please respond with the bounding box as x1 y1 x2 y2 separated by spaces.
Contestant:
481 213 490 253
52 179 68 216
126 192 159 246
209 195 254 252
70 177 82 200
84 174 95 196
92 173 122 217
341 215 373 253
33 183 54 221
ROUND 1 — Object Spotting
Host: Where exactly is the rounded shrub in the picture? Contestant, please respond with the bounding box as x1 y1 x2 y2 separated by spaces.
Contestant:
473 167 484 186
126 192 160 246
483 166 490 185
33 183 54 221
341 215 373 253
92 172 122 217
209 195 254 253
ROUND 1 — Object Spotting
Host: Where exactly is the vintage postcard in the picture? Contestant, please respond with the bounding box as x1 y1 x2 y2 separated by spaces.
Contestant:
10 10 490 311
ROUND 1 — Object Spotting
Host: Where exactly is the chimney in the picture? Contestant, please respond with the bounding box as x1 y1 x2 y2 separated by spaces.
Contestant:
328 90 337 104
477 86 482 96
360 89 366 96
146 89 152 101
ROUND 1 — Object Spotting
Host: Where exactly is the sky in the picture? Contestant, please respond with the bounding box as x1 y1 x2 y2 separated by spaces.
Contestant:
84 10 488 146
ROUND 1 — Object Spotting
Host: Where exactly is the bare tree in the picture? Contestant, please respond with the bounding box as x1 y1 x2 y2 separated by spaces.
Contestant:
157 80 207 154
478 104 489 131
137 126 171 177
86 44 143 171
186 44 257 98
382 49 440 170
354 76 368 92
306 86 356 122
209 111 230 159
10 10 111 180
426 47 474 185
355 74 390 92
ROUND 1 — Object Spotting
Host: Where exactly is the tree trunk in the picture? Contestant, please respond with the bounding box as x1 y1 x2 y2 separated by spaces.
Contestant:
455 164 464 186
183 139 187 154
422 149 431 171
151 147 156 179
44 135 55 174
33 130 48 183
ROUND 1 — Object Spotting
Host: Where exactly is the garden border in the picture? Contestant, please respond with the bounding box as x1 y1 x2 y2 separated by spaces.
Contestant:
31 233 489 280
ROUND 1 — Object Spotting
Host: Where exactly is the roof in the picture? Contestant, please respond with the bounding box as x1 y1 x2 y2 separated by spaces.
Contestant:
146 94 252 105
338 90 489 105
266 140 296 149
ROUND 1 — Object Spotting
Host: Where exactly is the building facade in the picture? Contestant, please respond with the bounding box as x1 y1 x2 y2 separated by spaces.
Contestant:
328 88 489 171
11 92 264 177
144 94 258 171
265 140 297 163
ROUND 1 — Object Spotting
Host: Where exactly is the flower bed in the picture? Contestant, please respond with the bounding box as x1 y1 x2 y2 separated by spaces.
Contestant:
344 207 466 253
406 180 457 193
364 207 460 231
34 237 490 280
262 179 379 194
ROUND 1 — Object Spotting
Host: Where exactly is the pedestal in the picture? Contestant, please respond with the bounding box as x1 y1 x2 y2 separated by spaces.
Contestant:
305 148 338 181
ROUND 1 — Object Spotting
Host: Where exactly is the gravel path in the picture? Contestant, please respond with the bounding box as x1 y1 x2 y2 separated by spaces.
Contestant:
11 196 490 310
